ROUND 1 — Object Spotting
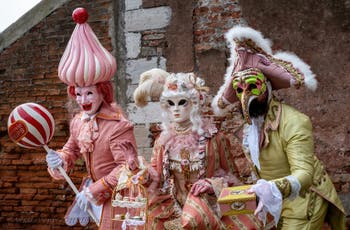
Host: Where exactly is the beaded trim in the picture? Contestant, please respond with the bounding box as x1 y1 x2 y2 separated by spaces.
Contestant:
233 38 304 88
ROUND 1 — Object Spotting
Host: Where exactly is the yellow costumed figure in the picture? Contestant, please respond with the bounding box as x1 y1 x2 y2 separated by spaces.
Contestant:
212 26 346 229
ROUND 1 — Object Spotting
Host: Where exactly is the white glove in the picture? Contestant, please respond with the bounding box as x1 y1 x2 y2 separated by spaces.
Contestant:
248 179 282 226
46 149 63 169
76 188 90 212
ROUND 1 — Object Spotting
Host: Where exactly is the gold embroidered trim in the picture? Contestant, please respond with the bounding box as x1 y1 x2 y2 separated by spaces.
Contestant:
97 111 121 120
101 177 113 191
180 149 192 190
234 38 304 88
274 178 291 199
217 97 228 109
164 217 183 230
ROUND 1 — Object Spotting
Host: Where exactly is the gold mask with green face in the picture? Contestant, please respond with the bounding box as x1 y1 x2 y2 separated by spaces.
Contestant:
232 68 267 124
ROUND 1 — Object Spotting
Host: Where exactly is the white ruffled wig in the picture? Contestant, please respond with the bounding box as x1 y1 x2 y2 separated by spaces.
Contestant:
133 69 209 135
160 72 209 136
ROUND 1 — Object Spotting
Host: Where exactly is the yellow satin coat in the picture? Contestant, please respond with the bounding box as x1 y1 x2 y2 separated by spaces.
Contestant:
252 98 345 229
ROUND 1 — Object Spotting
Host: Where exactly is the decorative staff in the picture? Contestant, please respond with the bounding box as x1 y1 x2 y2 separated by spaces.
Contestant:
7 102 99 226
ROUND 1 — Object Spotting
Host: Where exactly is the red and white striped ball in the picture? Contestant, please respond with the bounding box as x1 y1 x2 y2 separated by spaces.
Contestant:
8 103 55 149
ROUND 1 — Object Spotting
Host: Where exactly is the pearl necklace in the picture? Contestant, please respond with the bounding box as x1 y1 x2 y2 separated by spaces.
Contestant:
174 120 192 134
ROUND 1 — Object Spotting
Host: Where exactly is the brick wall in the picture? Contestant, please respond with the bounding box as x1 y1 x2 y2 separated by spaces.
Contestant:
0 0 115 229
0 0 349 228
193 0 243 93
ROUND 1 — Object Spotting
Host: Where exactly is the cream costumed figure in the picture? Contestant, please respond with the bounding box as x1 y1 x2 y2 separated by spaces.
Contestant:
212 26 346 229
45 8 139 229
132 69 267 229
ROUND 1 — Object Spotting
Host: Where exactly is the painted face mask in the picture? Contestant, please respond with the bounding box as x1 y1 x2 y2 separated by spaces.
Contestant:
167 97 192 124
232 68 267 124
75 85 103 115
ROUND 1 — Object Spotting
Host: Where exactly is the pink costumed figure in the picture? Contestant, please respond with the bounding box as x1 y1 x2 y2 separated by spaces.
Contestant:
133 69 265 229
45 7 139 229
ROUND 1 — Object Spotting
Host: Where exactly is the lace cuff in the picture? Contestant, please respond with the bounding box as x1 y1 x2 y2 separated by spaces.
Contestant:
285 175 301 200
252 179 282 226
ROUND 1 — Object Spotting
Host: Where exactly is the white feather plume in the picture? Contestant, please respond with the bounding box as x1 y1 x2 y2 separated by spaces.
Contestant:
225 25 273 55
274 51 317 91
133 68 170 107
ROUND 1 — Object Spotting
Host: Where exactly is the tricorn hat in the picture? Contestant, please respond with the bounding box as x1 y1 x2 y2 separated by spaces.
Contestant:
212 26 317 115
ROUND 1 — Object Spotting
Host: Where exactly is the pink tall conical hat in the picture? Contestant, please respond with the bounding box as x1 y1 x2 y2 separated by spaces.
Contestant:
58 7 117 87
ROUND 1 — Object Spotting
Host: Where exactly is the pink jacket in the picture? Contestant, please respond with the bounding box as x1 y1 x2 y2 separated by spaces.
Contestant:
48 102 138 229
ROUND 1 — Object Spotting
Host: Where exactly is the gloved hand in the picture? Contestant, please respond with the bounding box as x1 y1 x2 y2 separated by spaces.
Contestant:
76 188 90 212
46 149 63 169
127 155 139 171
247 179 282 225
190 179 214 196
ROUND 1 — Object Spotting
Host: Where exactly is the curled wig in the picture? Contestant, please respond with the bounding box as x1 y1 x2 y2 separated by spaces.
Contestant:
133 68 209 136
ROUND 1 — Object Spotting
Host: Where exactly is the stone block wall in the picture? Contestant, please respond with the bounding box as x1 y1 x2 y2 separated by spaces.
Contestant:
123 2 171 160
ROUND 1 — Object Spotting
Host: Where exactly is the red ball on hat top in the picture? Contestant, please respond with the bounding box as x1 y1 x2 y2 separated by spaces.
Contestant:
72 7 88 24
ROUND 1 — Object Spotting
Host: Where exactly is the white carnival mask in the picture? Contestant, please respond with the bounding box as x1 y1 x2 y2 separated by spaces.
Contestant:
75 85 103 115
166 96 192 124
